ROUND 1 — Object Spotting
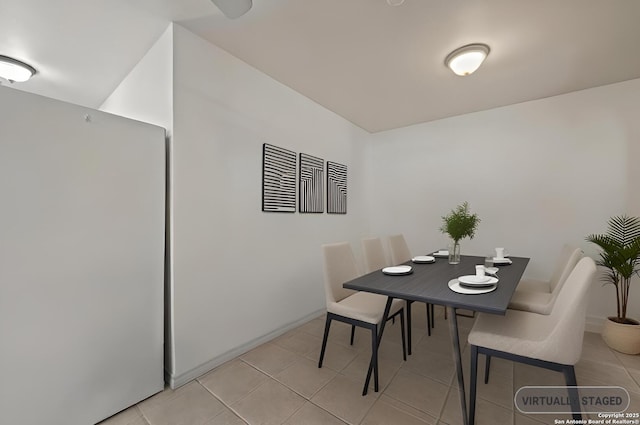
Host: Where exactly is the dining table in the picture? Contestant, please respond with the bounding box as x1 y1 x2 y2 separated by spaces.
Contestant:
343 253 529 425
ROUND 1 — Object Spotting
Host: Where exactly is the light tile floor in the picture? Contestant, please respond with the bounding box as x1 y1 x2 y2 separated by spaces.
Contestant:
100 307 640 425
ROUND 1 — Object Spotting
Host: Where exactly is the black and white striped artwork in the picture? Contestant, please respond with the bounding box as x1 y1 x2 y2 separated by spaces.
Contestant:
262 143 296 212
327 161 347 214
299 153 324 213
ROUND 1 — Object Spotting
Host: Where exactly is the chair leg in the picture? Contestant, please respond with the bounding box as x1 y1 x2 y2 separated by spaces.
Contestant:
318 315 333 368
367 324 379 395
399 310 407 361
484 354 491 384
426 303 432 336
564 365 581 420
364 297 393 395
431 305 435 328
350 325 356 345
470 345 479 425
444 306 447 320
406 301 413 355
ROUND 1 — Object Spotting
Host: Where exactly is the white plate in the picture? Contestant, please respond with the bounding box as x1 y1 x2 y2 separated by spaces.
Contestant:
484 266 499 274
432 251 449 257
412 255 435 263
382 265 413 275
493 258 513 265
458 275 491 284
448 279 497 294
458 275 499 287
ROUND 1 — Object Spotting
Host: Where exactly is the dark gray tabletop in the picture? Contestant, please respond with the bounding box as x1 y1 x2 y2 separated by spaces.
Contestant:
343 254 529 315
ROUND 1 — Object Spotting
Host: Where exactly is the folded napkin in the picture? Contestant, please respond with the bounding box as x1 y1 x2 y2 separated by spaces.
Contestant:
492 257 513 264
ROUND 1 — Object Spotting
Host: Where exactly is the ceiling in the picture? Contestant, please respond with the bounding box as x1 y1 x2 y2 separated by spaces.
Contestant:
2 0 640 133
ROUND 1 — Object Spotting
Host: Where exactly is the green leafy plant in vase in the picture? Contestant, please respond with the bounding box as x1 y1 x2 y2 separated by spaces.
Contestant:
440 201 480 264
586 215 640 354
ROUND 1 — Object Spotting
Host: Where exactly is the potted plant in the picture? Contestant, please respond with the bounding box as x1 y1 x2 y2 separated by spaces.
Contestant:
440 201 480 264
586 215 640 354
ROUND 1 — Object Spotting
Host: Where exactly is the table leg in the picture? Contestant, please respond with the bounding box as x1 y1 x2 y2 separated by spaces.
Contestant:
363 297 393 395
447 306 468 425
406 300 413 355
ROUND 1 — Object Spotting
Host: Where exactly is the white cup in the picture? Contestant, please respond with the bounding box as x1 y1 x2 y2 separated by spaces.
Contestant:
495 247 505 259
475 265 485 277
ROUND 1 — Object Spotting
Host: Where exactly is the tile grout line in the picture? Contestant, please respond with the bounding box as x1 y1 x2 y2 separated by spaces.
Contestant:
135 405 153 425
436 384 455 424
354 361 404 425
196 379 250 425
237 355 354 424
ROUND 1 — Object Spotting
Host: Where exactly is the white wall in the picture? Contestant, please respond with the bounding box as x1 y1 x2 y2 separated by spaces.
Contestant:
100 23 370 388
367 78 640 329
0 86 165 425
100 24 173 133
170 25 370 386
99 24 175 379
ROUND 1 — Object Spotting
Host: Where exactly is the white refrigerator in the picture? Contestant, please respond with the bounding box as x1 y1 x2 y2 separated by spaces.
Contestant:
0 86 165 425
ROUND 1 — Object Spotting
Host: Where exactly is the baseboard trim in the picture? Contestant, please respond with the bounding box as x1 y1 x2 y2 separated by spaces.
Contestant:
166 308 325 389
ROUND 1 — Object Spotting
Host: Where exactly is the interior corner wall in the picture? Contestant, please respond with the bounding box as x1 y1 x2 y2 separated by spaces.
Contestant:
99 23 175 378
170 24 370 386
367 78 640 329
100 23 174 134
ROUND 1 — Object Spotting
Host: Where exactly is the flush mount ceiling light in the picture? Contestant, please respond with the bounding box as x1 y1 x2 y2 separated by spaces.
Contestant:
211 0 252 19
445 43 490 76
0 55 36 83
387 0 405 5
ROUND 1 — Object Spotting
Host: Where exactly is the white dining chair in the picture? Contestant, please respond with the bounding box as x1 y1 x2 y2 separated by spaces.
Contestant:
468 257 596 425
319 242 406 395
362 237 389 273
362 236 412 336
388 234 412 265
508 244 583 315
358 237 397 342
388 234 436 347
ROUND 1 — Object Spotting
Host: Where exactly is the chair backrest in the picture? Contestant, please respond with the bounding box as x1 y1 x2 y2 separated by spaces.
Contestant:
322 242 359 305
549 244 584 293
362 237 388 273
388 234 411 265
544 256 596 365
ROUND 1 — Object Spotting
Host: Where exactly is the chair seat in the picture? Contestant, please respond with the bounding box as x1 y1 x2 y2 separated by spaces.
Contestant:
327 292 404 325
516 277 551 293
469 309 577 365
508 289 553 314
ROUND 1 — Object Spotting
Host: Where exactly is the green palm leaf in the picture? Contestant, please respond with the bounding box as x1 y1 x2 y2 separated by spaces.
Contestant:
586 214 640 323
607 215 640 246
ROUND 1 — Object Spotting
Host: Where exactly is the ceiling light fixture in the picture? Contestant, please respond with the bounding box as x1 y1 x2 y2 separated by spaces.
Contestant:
387 0 405 5
0 55 36 83
211 0 252 19
445 43 490 76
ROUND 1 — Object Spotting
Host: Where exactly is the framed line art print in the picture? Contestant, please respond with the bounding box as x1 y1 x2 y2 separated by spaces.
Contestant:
327 161 347 214
299 153 324 213
262 143 296 212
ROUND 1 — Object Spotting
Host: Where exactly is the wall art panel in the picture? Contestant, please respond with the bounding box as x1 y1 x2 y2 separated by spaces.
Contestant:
327 161 347 214
262 143 296 212
299 153 324 213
